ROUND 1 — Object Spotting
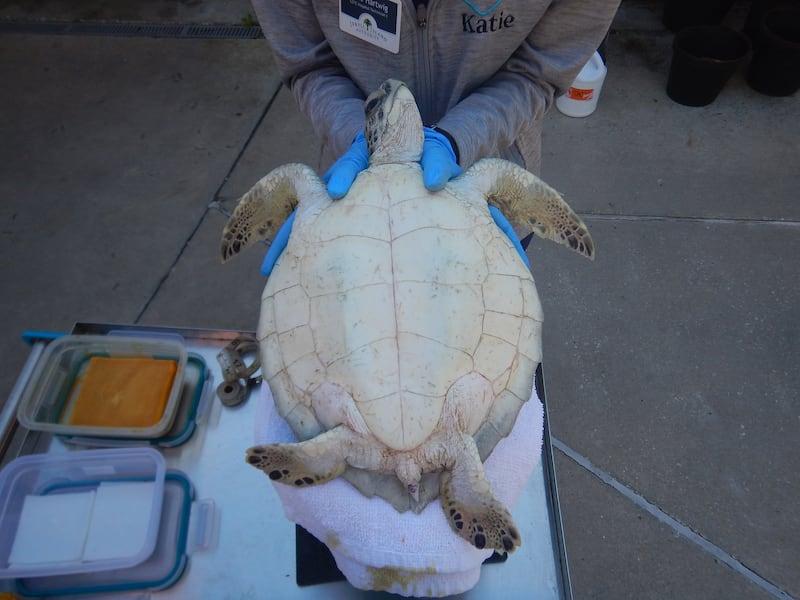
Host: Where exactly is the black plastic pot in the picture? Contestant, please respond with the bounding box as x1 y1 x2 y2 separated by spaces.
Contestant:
744 0 796 40
747 8 800 96
662 0 735 32
667 26 751 106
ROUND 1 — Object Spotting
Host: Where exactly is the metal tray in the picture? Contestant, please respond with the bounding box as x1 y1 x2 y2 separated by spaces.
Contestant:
0 322 572 598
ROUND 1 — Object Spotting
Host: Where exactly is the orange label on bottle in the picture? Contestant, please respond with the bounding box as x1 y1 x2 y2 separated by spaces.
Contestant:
567 87 594 101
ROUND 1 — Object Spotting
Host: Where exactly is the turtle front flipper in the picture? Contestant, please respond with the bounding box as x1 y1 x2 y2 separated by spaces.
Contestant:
439 432 521 553
246 425 355 487
464 158 594 260
220 163 324 262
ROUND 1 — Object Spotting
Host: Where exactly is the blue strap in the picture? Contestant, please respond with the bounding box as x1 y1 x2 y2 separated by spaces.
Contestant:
489 205 530 269
260 210 296 277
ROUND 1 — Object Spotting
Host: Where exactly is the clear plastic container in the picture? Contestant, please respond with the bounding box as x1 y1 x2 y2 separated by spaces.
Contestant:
17 335 187 439
16 470 216 596
0 448 166 579
59 353 210 448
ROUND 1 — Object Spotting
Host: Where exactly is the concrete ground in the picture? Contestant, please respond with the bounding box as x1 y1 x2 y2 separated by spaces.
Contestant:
0 1 797 598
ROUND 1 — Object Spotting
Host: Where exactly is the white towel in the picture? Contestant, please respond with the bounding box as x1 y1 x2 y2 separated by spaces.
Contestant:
255 382 543 597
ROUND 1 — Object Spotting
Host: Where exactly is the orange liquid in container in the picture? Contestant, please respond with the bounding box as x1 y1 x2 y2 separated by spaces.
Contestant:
67 357 177 428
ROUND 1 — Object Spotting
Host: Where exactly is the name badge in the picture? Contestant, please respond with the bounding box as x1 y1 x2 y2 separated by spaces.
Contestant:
339 0 401 54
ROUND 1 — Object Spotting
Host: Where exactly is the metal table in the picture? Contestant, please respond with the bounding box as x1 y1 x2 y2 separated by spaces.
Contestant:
0 322 572 598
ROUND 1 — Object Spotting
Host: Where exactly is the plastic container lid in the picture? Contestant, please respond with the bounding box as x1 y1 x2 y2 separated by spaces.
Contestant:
0 448 166 579
16 470 216 596
59 353 210 448
17 335 187 439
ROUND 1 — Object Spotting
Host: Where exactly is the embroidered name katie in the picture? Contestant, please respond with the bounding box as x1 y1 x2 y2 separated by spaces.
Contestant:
462 10 515 33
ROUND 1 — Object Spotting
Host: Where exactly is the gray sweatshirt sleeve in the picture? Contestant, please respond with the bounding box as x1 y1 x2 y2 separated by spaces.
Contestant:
253 0 620 171
437 1 620 169
251 0 365 160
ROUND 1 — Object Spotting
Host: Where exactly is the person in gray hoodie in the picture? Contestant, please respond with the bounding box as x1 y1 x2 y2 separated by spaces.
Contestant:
252 0 619 273
252 0 620 184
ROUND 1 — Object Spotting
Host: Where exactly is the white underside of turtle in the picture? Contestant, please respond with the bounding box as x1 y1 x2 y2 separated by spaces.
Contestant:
221 79 593 554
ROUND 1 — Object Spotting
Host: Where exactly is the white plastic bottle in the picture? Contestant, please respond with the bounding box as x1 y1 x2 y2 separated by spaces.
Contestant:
556 51 608 117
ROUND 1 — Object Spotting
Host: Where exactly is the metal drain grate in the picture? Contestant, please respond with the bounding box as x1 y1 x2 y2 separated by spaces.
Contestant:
0 20 264 39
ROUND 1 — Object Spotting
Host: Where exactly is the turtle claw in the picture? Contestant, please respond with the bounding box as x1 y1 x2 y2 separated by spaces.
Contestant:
246 445 319 486
440 470 521 553
246 437 347 487
438 433 521 553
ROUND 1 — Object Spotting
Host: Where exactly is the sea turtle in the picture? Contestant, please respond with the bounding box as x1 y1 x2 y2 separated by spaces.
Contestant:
221 79 593 553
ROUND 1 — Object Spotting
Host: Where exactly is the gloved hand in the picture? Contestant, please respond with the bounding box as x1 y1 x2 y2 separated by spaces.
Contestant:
489 205 531 269
322 131 370 200
260 130 528 277
260 209 295 277
421 127 463 191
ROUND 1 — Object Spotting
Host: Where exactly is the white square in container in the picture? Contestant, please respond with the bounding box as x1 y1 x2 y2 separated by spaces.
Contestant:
9 491 96 565
83 481 156 561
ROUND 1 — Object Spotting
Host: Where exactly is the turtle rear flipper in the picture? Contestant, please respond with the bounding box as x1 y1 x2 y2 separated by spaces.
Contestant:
246 425 353 487
462 158 595 260
220 163 325 262
439 433 521 553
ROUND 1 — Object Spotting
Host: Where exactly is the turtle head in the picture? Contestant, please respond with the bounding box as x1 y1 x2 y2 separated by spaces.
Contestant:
364 79 423 165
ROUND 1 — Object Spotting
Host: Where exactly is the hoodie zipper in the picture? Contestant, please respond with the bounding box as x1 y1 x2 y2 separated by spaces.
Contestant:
414 0 428 27
410 0 434 122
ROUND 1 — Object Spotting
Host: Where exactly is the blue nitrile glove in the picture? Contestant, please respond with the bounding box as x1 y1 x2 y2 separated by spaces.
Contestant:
421 127 463 191
489 205 531 269
322 131 370 200
260 209 296 277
